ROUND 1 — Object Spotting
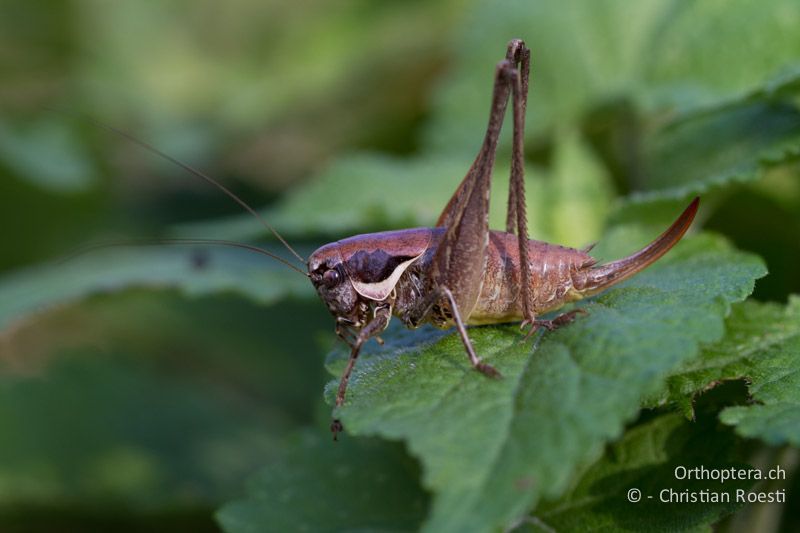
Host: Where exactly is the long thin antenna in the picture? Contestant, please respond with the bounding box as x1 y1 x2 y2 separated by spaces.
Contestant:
60 238 308 276
51 108 307 266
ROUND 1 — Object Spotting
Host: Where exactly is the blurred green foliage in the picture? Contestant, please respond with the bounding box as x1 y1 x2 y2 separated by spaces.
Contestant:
1 0 800 531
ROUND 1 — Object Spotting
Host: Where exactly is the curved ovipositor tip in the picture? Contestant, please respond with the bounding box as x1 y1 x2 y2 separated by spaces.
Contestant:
582 197 700 295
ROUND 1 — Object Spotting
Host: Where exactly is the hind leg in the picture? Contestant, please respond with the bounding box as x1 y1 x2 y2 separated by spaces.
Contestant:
521 308 587 337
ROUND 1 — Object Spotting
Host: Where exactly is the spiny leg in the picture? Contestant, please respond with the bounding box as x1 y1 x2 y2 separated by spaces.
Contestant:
435 48 517 232
334 305 392 407
432 45 530 331
331 305 392 440
441 287 501 378
505 39 530 237
493 40 541 333
504 46 589 339
507 43 537 330
403 285 501 378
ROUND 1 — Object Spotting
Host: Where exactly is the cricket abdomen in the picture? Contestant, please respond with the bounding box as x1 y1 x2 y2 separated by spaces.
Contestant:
466 231 594 325
467 197 699 325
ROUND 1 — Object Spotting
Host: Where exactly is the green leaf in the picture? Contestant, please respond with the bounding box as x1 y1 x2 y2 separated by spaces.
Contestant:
216 431 429 533
0 245 311 333
530 413 750 532
0 119 98 193
641 102 800 197
722 403 800 447
644 0 800 112
654 296 800 446
537 132 615 247
611 84 800 227
325 233 765 532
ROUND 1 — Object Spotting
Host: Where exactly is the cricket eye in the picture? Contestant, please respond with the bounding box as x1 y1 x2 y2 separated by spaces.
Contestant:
322 269 340 287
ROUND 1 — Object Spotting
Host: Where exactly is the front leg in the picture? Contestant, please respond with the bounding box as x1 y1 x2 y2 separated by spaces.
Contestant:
331 304 393 441
335 304 393 408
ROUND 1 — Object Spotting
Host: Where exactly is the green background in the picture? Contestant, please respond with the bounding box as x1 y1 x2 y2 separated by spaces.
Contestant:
1 1 799 531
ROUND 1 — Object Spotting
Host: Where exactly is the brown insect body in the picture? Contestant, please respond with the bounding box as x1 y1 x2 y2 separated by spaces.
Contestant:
310 196 697 333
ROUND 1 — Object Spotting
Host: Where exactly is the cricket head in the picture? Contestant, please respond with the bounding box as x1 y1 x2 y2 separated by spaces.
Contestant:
308 231 431 328
308 243 364 325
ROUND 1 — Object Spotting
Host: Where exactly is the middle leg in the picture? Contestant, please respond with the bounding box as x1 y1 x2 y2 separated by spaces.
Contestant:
403 285 501 378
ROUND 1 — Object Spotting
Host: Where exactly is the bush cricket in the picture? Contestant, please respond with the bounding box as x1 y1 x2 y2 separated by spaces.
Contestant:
83 39 698 440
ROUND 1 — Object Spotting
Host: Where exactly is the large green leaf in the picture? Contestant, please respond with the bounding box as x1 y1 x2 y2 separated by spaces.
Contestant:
641 101 800 198
0 245 311 333
217 431 429 533
324 233 765 532
528 413 751 532
644 0 800 111
216 414 754 533
653 297 800 446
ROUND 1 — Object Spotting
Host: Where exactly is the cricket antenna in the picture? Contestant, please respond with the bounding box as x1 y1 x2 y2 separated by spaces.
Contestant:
60 238 309 276
50 109 307 266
